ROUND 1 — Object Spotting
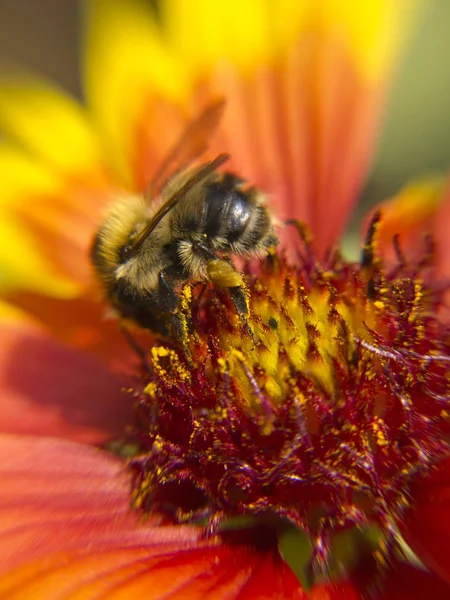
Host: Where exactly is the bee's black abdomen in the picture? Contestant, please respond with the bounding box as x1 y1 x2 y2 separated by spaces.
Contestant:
227 190 253 242
205 173 252 241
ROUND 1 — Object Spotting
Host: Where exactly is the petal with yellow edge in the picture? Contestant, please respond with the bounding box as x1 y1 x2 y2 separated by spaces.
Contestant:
363 177 446 266
0 144 114 295
83 0 189 190
84 0 421 254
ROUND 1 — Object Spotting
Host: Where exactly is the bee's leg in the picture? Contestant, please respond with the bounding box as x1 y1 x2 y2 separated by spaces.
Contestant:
227 284 256 342
204 256 256 342
228 285 249 317
188 241 255 340
170 308 195 366
157 270 193 362
157 270 180 312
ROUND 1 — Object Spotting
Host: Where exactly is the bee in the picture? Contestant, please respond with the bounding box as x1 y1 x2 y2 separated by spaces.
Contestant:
91 100 278 339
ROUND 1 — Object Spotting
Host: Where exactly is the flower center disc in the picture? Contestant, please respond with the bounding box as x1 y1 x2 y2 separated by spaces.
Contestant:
131 221 450 572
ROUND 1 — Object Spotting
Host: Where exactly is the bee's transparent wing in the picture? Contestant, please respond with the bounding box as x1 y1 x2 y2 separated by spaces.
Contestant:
146 98 226 199
128 153 229 256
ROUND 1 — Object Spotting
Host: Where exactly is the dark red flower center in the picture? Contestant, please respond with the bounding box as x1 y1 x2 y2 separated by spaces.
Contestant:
129 216 450 576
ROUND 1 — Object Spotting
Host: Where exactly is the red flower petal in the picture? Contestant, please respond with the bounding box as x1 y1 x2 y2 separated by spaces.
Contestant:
0 434 305 599
6 290 148 375
434 182 450 278
378 561 450 600
0 322 133 444
401 457 450 586
309 581 359 600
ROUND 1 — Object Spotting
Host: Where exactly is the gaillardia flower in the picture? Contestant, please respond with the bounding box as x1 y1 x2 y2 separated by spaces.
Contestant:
0 1 449 598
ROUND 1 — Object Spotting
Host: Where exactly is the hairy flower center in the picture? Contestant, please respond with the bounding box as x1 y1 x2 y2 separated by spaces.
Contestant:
130 218 450 573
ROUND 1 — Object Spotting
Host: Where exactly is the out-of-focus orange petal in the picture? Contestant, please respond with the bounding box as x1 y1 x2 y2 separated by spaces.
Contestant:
0 434 305 599
12 176 115 292
363 178 446 266
401 458 450 586
0 320 132 445
0 434 139 571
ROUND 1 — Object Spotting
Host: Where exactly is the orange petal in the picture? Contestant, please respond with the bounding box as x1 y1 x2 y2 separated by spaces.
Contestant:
0 434 305 599
401 457 450 585
363 178 446 267
0 320 132 445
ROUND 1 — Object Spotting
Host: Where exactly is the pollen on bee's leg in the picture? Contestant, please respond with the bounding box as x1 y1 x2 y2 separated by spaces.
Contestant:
228 284 258 343
130 217 450 584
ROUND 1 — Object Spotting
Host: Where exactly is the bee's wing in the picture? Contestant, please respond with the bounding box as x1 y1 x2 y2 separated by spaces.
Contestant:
129 153 229 256
147 98 226 199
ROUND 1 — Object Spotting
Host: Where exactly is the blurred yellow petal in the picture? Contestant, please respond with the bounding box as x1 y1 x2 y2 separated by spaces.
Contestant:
0 146 112 296
0 77 103 174
0 145 63 206
164 0 420 82
0 217 80 297
163 0 273 75
0 299 41 326
321 0 422 82
0 147 81 295
83 0 188 188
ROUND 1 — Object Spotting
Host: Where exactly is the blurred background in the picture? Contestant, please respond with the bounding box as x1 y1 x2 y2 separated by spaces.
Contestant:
0 0 448 231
